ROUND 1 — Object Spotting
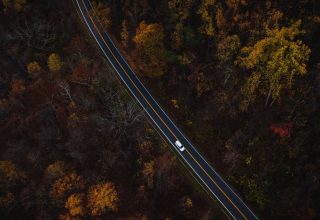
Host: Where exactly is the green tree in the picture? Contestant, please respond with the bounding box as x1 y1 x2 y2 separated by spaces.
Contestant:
236 21 310 109
133 21 167 77
47 53 63 73
87 182 119 216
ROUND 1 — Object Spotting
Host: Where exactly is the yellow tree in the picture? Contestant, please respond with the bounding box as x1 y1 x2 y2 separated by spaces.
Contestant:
184 196 193 208
27 61 41 78
133 21 167 77
217 35 240 63
65 193 85 217
49 172 85 206
87 182 119 216
216 34 241 86
180 196 193 216
236 21 310 109
48 53 63 73
197 0 216 37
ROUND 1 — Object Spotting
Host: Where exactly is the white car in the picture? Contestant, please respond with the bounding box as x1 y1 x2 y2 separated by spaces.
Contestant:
175 140 185 152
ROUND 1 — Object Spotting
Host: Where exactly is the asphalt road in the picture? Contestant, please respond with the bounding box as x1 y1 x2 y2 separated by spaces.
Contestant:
75 0 259 219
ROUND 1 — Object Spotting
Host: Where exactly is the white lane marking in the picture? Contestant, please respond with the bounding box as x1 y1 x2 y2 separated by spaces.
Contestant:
94 14 258 219
84 3 258 218
76 1 246 219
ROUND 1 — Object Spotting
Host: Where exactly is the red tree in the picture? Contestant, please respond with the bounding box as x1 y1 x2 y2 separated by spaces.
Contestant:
270 122 293 137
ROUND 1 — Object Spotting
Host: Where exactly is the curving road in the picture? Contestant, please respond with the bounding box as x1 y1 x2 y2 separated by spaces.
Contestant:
74 0 259 219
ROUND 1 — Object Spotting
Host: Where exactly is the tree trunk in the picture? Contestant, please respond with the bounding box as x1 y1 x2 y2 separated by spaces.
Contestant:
224 73 231 87
265 86 272 108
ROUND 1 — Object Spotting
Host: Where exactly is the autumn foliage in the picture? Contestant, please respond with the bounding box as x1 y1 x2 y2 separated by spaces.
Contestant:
0 0 319 219
50 173 85 206
133 21 167 77
27 61 41 78
87 182 119 216
270 122 293 137
10 79 25 97
48 53 63 73
65 193 85 217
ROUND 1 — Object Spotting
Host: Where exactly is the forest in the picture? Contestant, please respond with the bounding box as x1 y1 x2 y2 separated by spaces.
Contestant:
0 0 319 219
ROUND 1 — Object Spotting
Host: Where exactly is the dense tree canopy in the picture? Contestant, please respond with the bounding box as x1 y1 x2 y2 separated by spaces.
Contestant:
2 0 26 13
237 21 311 108
197 0 216 37
0 0 319 219
87 182 119 216
50 173 85 206
92 0 111 29
0 160 25 189
133 21 167 77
